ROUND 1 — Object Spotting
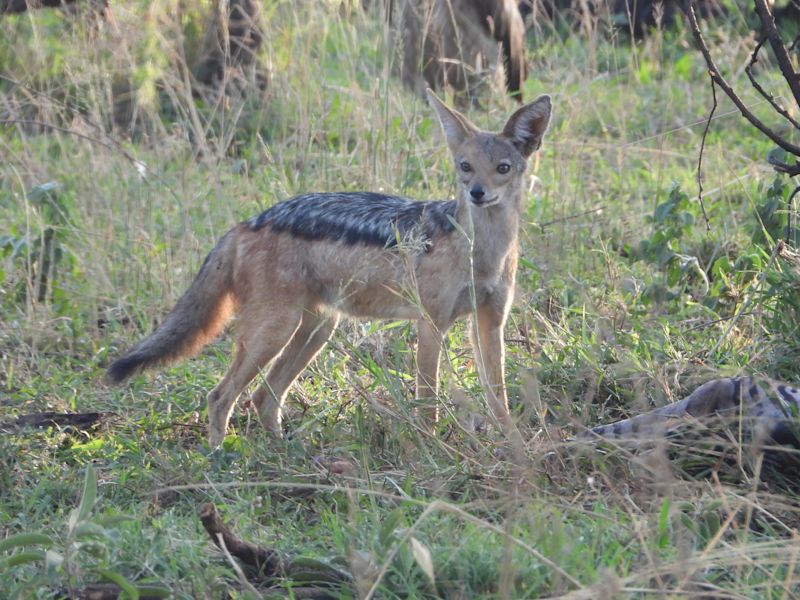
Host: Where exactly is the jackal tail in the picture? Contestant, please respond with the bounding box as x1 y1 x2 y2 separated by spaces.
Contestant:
106 232 237 384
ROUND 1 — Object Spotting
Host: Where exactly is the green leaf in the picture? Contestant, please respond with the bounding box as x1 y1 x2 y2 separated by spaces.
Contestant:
45 549 64 572
0 550 46 570
654 200 674 224
221 434 244 453
98 568 139 600
94 514 135 529
700 511 722 544
26 181 60 204
711 257 732 280
70 465 98 531
378 508 405 547
74 522 109 541
673 53 693 80
678 211 695 227
134 586 172 598
658 498 670 549
637 60 653 84
0 533 53 553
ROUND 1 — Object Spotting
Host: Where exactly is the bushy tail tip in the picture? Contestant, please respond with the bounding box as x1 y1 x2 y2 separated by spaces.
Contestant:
106 353 148 384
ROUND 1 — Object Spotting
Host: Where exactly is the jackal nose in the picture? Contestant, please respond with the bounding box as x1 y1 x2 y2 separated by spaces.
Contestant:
470 187 485 201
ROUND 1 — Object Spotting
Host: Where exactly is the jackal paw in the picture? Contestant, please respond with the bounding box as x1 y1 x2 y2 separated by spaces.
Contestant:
208 428 226 450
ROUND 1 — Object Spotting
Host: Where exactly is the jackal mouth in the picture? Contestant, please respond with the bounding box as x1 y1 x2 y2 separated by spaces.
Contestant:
471 195 499 207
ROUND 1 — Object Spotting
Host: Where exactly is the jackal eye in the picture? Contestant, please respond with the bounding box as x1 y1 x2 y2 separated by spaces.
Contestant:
496 163 511 174
459 161 472 173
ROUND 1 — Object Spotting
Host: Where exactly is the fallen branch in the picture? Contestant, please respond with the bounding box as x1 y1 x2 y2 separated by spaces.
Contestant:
198 503 352 593
1 412 113 434
199 503 284 579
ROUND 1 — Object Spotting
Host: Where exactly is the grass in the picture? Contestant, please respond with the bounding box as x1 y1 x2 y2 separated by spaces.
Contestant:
2 1 800 598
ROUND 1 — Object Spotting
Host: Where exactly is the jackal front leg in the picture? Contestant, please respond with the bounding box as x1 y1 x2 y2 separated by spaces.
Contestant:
471 303 511 425
416 319 444 424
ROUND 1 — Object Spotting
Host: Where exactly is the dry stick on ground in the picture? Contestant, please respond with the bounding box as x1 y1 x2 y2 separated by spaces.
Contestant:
0 412 113 434
198 503 286 579
198 503 352 594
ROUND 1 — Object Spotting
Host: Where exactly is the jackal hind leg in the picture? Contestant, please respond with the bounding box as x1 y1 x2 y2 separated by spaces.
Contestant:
206 305 304 448
251 308 339 436
416 318 446 425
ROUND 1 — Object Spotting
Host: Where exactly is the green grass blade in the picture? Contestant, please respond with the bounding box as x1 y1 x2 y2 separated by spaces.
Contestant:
98 568 139 600
0 550 46 571
0 533 53 553
76 465 98 523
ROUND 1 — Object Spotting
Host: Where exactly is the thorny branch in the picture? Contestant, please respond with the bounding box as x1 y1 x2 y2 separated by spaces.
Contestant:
745 37 800 131
752 0 800 110
683 0 800 176
696 77 715 232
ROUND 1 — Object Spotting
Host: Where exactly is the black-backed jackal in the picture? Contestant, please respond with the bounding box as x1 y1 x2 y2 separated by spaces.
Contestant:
107 90 552 447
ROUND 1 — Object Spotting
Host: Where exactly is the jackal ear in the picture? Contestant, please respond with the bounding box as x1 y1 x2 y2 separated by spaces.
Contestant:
426 88 479 152
502 94 552 158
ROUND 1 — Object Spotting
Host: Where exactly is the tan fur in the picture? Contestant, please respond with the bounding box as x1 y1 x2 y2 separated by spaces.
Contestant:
108 90 552 447
105 232 237 384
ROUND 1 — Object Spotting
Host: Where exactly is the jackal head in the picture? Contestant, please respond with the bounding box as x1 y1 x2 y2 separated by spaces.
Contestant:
426 89 551 208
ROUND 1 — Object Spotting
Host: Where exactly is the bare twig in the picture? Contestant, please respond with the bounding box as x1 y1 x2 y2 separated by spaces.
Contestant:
753 0 800 110
0 75 193 200
790 33 800 52
683 1 800 159
0 75 153 167
768 155 800 177
2 119 130 161
538 205 605 229
683 311 757 332
745 37 800 131
696 77 715 232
